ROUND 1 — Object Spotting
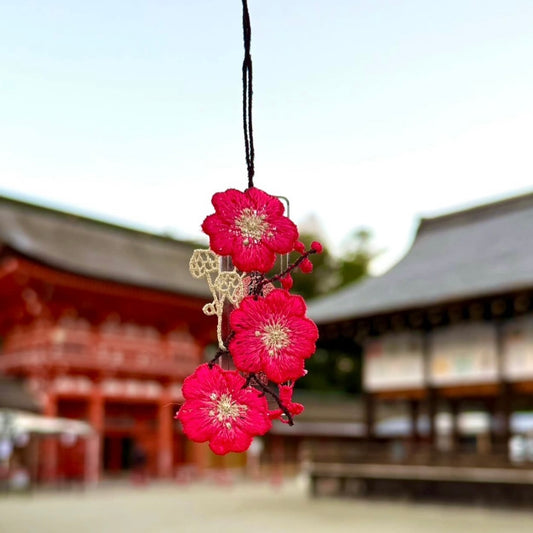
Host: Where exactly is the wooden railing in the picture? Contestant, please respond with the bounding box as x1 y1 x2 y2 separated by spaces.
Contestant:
0 319 201 379
0 347 198 379
310 440 533 470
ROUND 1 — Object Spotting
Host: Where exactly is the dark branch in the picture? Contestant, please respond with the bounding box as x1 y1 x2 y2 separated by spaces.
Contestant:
250 374 294 426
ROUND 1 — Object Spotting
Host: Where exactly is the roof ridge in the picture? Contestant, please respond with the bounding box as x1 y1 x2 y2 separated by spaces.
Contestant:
416 190 533 236
0 194 199 247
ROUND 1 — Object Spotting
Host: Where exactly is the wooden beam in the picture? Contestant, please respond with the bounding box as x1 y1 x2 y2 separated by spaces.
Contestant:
390 314 405 331
447 305 463 323
437 383 501 398
490 299 507 317
468 302 485 320
409 399 420 441
511 381 533 394
513 293 530 313
374 389 426 400
364 392 375 441
408 311 424 328
13 257 207 311
427 388 437 448
428 308 444 326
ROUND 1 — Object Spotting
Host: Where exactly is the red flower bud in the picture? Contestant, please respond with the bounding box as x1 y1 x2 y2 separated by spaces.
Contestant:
300 257 313 273
294 241 306 254
311 241 323 253
281 274 294 290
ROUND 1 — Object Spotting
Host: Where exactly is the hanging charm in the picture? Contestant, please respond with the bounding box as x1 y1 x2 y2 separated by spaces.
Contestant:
176 1 322 455
189 249 245 350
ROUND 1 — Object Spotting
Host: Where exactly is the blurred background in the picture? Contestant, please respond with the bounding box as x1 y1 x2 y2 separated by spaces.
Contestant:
1 1 533 530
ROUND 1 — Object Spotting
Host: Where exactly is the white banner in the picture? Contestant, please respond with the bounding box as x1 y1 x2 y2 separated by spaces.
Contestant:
502 315 533 381
429 323 498 385
364 332 425 391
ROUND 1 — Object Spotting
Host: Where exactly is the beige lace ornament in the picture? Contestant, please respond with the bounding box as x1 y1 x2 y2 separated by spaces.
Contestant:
189 249 245 349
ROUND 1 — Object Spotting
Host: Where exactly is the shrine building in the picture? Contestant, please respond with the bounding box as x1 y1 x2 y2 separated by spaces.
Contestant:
308 191 533 504
0 196 216 483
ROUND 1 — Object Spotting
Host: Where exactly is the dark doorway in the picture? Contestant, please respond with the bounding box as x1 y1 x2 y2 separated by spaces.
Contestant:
103 435 135 473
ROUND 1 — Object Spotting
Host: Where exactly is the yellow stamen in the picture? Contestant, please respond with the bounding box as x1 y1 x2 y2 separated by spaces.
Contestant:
211 393 247 425
261 321 290 357
235 208 269 245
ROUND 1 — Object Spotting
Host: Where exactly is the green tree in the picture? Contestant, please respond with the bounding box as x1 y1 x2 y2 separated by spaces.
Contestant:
291 227 377 299
337 228 374 287
293 227 378 395
288 235 337 300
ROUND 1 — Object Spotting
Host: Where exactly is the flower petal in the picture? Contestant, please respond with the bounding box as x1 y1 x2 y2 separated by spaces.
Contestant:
262 216 299 254
201 215 237 256
201 187 298 274
177 401 216 442
209 425 253 455
262 354 306 383
246 187 285 218
228 290 318 383
211 189 248 222
176 363 271 455
181 364 223 400
232 241 277 272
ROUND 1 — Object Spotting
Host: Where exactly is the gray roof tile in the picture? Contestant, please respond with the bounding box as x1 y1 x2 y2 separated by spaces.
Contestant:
309 192 533 323
0 196 209 298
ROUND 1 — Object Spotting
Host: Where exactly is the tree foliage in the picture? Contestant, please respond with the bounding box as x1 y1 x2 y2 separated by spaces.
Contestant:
291 227 377 300
293 227 378 396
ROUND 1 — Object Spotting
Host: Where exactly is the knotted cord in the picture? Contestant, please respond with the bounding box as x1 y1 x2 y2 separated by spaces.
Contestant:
242 0 255 189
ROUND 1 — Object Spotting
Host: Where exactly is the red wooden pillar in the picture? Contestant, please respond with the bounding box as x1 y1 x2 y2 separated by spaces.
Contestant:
190 442 209 473
106 437 122 472
86 381 104 484
157 387 173 478
41 389 58 484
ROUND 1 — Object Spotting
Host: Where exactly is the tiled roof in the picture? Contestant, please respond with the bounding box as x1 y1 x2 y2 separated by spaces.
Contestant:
309 192 533 324
0 196 209 298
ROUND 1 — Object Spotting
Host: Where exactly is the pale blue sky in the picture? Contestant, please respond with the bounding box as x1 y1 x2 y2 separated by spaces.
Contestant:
1 1 533 272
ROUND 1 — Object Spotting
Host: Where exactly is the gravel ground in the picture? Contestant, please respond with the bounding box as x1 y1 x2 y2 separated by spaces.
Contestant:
1 477 533 533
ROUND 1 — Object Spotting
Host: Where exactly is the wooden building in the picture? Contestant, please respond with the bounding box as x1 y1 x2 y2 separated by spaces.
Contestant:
308 192 533 504
0 196 215 484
